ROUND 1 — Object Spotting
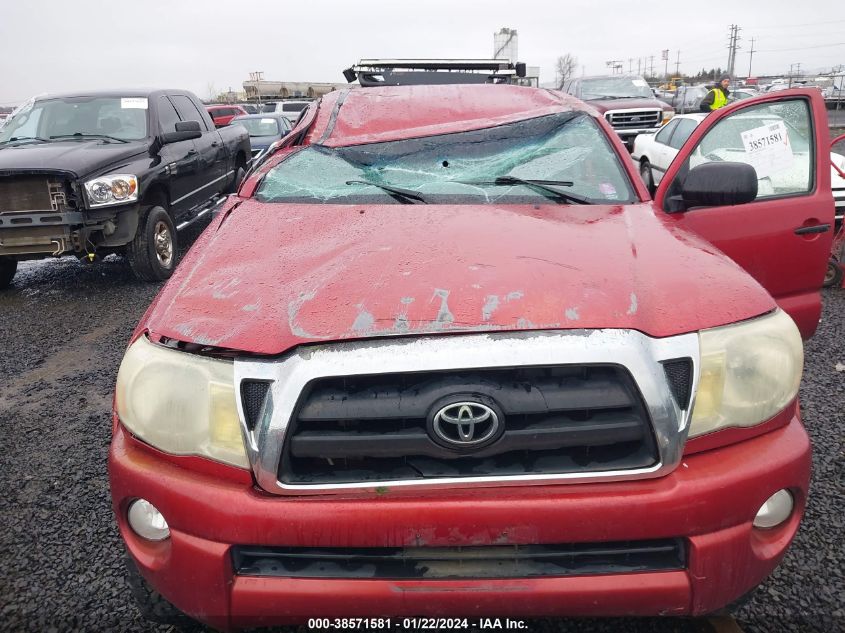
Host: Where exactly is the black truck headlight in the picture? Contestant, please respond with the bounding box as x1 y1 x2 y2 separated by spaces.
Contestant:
84 174 138 207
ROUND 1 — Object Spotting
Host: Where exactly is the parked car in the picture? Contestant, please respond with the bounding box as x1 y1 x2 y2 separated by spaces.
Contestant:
658 84 710 114
632 113 707 192
0 89 251 286
563 74 675 148
731 88 758 101
110 84 833 629
260 99 313 124
237 103 260 114
230 113 292 161
206 104 248 128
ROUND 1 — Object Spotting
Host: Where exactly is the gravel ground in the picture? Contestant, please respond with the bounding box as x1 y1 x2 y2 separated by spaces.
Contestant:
0 230 842 633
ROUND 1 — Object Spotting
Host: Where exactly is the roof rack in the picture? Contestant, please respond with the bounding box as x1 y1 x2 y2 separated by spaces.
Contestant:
343 59 528 87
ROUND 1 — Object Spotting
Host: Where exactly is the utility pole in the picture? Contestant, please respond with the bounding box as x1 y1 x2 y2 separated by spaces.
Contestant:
628 58 634 73
637 58 642 76
675 50 681 78
788 62 802 87
649 55 655 78
726 24 742 78
663 49 669 79
747 37 755 77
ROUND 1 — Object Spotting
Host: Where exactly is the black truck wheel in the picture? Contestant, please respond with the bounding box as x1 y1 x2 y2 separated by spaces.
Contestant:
127 205 179 282
227 160 246 194
824 257 844 288
0 257 17 289
124 555 196 628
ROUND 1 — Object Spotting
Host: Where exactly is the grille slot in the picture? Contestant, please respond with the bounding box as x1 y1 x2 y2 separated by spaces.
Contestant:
232 539 686 579
605 109 661 129
241 380 271 431
662 359 693 410
281 365 658 485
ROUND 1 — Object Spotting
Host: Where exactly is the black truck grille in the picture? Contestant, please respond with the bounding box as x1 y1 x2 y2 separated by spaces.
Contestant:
232 539 686 579
605 109 661 129
0 176 74 212
280 365 658 485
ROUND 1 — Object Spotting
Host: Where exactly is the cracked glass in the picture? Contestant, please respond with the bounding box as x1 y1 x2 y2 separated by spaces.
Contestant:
255 112 636 205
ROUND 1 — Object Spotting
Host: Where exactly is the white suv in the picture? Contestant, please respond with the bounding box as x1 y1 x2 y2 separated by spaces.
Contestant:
261 100 313 124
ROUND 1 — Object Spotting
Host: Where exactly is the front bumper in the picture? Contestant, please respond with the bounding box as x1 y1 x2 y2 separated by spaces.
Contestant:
614 128 660 142
0 210 84 256
109 411 810 631
0 202 139 257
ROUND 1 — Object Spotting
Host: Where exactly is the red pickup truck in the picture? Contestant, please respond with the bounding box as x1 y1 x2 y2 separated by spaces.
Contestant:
109 85 833 630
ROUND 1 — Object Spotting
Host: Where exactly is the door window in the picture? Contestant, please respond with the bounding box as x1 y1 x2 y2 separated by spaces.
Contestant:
655 118 679 145
668 118 698 150
157 97 181 133
669 99 813 202
171 95 209 131
157 97 180 134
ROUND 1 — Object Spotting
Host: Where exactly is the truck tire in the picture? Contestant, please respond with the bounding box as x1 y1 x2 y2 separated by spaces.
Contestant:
127 205 179 282
823 257 843 288
227 161 246 194
0 257 17 289
640 159 656 195
124 555 197 628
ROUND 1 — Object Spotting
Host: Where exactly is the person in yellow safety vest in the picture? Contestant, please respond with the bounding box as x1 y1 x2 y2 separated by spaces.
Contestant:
699 75 731 112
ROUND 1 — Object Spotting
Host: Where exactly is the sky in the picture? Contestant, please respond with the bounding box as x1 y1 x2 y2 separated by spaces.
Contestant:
1 0 843 105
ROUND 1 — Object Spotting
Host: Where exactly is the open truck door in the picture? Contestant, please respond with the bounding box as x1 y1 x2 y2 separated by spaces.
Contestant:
653 88 834 339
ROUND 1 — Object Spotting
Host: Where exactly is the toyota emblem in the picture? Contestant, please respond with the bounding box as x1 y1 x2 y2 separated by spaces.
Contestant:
430 401 502 449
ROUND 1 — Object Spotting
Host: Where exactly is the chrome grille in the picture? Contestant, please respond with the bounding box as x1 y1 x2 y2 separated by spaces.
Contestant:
234 330 700 495
605 109 661 129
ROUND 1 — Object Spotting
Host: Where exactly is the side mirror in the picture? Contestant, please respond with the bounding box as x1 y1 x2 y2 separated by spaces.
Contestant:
681 162 758 209
161 120 202 144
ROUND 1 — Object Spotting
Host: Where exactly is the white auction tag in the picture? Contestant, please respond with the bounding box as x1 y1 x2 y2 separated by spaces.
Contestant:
740 120 792 178
121 97 148 109
632 79 649 88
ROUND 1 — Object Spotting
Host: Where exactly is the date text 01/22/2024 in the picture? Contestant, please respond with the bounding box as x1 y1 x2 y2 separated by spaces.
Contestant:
307 618 529 630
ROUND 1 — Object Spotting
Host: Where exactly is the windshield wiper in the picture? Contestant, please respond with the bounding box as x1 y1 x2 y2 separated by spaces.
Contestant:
345 179 427 204
50 133 129 144
459 176 591 205
0 136 52 146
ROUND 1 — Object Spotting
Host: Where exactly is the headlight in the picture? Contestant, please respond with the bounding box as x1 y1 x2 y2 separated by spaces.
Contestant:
84 174 138 208
115 335 249 469
662 110 675 125
689 310 803 438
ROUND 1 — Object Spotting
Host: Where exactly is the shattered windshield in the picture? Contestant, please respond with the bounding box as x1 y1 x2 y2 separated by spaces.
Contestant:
255 112 635 205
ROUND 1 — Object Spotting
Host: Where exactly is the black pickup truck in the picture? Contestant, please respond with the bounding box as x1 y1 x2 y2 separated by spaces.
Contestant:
0 89 251 286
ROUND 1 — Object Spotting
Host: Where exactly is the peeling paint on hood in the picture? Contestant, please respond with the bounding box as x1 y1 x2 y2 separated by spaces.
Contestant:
142 200 776 356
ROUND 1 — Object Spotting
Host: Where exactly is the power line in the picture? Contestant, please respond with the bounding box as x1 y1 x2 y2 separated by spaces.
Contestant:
749 18 845 30
756 41 844 53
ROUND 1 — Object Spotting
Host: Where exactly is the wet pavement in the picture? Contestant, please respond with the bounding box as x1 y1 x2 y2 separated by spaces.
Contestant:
0 220 842 632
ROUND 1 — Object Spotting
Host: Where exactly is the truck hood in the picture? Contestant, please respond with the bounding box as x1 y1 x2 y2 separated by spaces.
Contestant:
143 200 775 355
0 140 148 178
584 97 672 114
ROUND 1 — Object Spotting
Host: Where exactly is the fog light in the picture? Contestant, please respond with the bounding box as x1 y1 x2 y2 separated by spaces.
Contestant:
753 489 794 529
127 499 170 541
